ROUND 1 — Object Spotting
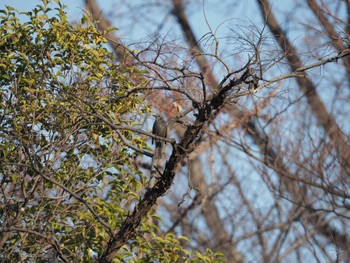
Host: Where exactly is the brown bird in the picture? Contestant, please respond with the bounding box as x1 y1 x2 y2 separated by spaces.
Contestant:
152 115 168 159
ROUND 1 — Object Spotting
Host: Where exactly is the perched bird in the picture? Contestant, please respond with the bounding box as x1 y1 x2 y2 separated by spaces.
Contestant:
152 115 168 159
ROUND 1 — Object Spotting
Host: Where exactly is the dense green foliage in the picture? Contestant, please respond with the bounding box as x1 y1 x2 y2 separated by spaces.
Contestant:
0 1 223 262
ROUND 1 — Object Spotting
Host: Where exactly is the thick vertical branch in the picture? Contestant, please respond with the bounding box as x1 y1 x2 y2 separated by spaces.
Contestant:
306 0 350 77
257 0 350 176
172 0 218 87
84 0 132 65
190 158 245 263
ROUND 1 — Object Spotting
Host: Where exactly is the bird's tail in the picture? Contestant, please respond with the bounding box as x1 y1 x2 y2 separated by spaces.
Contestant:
153 141 163 160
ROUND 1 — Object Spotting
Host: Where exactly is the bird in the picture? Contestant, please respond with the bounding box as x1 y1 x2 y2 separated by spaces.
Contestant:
152 115 168 159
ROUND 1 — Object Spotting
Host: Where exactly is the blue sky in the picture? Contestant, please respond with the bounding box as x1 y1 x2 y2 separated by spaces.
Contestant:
0 0 83 20
0 0 263 43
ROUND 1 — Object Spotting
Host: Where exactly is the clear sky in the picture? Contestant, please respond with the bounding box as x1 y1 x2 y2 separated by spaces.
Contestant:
0 0 81 12
0 0 83 20
0 0 265 44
